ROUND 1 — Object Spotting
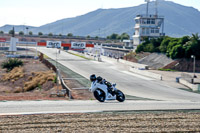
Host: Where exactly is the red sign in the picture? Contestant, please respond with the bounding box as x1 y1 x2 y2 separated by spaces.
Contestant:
0 38 6 42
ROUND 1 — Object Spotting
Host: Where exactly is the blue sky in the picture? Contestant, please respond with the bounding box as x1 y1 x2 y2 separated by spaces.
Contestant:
0 0 200 27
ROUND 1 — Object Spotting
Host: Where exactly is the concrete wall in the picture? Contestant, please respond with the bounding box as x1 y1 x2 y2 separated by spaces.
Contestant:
119 59 148 69
130 67 162 80
179 78 200 91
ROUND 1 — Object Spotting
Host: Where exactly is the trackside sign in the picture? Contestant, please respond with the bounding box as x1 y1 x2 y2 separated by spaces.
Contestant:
46 41 61 48
71 42 86 49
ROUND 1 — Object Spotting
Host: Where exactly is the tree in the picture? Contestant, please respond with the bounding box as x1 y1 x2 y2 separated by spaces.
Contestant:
109 33 119 40
48 33 53 36
178 36 190 45
29 31 33 35
38 32 43 36
67 33 73 37
87 35 90 39
190 33 200 42
9 30 14 35
19 31 24 36
169 44 184 59
159 37 171 53
95 36 99 39
135 44 144 53
120 33 130 41
144 43 155 53
0 31 4 34
59 34 62 36
184 34 200 59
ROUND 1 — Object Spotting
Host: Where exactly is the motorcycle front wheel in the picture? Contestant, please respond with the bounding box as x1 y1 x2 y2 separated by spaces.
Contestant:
116 90 125 102
93 89 106 102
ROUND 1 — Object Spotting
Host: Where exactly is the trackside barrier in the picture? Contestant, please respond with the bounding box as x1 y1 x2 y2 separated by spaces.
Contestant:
179 78 200 92
60 78 72 99
101 55 149 70
56 68 73 99
130 67 162 80
100 56 118 63
39 53 73 99
119 59 149 69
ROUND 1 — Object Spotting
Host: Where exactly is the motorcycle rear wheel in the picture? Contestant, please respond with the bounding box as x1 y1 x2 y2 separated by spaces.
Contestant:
116 90 125 102
94 89 106 102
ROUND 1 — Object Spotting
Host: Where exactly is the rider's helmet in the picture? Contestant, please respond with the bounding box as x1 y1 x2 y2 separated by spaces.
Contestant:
96 76 103 83
90 74 96 82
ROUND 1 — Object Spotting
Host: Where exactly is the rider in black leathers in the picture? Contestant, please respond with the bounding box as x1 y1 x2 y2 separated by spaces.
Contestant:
90 74 115 95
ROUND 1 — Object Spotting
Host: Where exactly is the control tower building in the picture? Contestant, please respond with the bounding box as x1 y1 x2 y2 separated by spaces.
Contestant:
133 0 165 47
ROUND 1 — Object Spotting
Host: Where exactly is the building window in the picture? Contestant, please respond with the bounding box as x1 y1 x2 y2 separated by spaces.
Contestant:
146 28 150 34
151 19 155 24
142 19 147 24
155 29 159 33
142 28 145 34
151 28 154 33
147 19 150 24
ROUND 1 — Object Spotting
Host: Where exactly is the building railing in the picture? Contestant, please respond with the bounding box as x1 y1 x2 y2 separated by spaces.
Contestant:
136 14 164 18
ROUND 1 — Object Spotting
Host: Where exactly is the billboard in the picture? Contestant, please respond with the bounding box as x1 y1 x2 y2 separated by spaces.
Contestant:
46 41 61 48
0 38 6 42
71 42 86 49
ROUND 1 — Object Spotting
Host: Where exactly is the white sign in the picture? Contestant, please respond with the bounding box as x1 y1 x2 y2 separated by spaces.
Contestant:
71 42 86 49
9 37 18 52
47 41 61 48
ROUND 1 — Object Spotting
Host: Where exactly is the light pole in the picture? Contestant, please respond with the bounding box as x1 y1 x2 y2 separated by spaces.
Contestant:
26 27 29 58
191 55 196 78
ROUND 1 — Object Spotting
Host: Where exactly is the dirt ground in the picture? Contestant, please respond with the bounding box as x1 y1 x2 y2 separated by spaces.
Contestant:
0 111 200 132
0 51 93 101
0 57 67 101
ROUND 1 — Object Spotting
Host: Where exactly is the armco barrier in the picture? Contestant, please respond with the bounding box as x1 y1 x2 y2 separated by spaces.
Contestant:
39 53 72 99
130 67 162 80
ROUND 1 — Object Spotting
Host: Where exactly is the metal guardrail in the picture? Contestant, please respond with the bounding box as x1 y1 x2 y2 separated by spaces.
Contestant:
40 54 73 99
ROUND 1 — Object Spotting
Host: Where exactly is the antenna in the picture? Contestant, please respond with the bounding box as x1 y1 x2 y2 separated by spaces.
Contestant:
155 0 158 16
145 0 150 17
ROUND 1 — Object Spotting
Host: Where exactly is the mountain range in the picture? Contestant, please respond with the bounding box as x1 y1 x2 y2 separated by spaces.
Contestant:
0 0 200 38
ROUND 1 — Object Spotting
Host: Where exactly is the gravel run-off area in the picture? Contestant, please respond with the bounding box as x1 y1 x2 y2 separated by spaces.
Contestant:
1 111 200 132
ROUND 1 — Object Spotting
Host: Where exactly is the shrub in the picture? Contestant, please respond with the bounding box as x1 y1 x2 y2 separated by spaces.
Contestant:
158 68 177 71
1 58 23 71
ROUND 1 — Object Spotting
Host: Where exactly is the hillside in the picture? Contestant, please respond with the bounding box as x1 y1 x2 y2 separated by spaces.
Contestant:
0 0 200 37
0 25 36 34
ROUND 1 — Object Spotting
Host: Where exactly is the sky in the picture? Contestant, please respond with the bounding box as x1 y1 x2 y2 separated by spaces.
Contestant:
0 0 200 27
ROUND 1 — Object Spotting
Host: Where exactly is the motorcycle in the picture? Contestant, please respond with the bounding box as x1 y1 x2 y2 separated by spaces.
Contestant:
89 79 125 102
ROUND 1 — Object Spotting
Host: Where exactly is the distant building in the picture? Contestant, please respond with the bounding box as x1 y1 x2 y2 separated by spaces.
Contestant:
123 39 133 47
133 0 165 47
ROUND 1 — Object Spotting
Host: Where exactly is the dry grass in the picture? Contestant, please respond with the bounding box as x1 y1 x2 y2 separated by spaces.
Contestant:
0 66 56 92
0 67 24 82
24 71 55 92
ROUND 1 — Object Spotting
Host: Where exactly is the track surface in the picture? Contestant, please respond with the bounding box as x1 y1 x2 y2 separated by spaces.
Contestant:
36 47 200 102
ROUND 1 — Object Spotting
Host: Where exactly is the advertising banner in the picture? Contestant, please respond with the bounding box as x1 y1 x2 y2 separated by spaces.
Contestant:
46 41 61 48
71 42 86 49
0 38 6 42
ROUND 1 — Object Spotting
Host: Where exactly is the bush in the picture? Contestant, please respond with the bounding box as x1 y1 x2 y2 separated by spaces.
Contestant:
158 68 177 71
1 58 23 71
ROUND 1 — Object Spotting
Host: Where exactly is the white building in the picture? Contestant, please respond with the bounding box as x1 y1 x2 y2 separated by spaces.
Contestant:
133 0 165 47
